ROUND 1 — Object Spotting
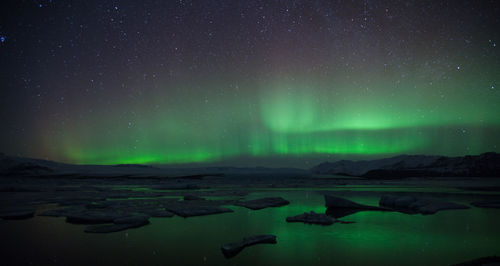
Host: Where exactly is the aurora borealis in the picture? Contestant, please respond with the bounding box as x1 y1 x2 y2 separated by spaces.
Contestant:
1 0 499 167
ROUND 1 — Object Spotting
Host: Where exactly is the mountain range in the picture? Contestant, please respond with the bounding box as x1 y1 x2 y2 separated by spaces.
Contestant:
1 152 500 178
311 152 500 178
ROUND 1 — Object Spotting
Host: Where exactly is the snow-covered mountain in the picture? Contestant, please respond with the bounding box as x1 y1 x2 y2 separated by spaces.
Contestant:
2 152 499 179
311 152 500 178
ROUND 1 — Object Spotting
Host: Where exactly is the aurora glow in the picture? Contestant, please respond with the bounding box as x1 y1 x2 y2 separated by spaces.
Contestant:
1 1 499 166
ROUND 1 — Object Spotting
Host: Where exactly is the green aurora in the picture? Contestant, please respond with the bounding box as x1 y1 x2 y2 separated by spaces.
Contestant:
2 1 499 166
38 74 500 166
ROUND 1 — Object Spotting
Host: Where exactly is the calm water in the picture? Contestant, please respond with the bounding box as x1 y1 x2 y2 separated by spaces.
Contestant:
2 190 500 265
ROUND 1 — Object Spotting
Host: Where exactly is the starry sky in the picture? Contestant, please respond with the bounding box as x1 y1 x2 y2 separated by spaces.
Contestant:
1 0 499 167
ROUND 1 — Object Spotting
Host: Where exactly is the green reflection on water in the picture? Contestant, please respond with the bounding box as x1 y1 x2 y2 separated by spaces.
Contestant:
1 191 500 265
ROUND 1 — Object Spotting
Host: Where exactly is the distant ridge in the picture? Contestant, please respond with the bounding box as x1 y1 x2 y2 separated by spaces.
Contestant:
2 152 499 178
311 152 500 178
0 153 307 178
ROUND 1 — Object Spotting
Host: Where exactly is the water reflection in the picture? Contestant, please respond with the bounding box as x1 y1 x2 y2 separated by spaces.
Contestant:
1 190 499 266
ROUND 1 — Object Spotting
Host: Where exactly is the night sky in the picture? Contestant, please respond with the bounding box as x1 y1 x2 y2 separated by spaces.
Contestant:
1 0 499 167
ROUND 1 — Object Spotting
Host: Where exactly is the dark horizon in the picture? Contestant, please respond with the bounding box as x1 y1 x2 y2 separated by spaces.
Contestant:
2 150 499 170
